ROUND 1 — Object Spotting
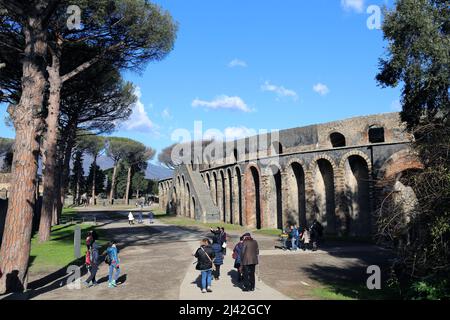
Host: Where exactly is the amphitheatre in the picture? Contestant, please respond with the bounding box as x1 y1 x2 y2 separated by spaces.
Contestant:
158 112 423 238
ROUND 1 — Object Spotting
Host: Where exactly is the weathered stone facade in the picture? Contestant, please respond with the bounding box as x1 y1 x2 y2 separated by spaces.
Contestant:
159 113 422 237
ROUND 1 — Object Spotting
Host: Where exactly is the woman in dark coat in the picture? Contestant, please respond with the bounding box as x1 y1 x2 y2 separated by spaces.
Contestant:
211 238 224 280
194 238 216 293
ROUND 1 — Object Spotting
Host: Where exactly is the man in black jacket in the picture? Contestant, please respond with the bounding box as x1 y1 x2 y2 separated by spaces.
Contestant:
240 233 259 292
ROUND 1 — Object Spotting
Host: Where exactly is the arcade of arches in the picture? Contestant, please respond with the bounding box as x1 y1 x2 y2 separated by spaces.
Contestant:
159 149 420 238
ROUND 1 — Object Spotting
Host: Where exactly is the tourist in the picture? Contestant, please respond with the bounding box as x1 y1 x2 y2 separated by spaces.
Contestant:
86 231 94 250
148 211 154 224
290 225 299 251
128 211 135 225
84 241 99 287
211 237 224 280
220 227 228 255
300 227 310 251
105 241 121 288
137 210 143 224
240 233 259 292
281 226 290 250
194 238 216 293
310 219 324 251
232 235 244 282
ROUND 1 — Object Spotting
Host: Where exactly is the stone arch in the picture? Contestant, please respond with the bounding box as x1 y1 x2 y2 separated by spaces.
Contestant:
264 162 283 229
205 172 211 190
227 168 234 224
330 132 346 148
191 196 196 219
341 155 371 236
310 156 337 234
219 169 226 222
186 182 191 218
212 171 218 206
283 159 307 229
181 175 186 216
244 164 262 229
234 166 243 226
377 149 423 181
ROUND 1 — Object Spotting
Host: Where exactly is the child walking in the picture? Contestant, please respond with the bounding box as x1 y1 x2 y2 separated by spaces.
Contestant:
106 241 121 288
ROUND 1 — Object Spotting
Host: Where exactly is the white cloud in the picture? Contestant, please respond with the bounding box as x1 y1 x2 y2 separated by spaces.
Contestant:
313 83 330 96
228 59 248 68
161 108 172 120
261 81 298 101
192 95 252 113
341 0 365 13
123 87 155 132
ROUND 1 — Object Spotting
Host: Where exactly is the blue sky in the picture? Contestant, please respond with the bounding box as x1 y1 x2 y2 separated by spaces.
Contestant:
0 0 401 164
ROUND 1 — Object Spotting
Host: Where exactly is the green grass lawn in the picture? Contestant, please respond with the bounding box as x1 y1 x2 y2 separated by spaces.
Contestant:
311 282 400 300
29 223 105 273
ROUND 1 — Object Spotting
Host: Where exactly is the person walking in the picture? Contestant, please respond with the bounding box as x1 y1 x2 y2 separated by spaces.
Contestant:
194 238 216 293
105 241 121 288
290 225 299 251
300 227 310 251
240 233 259 292
148 211 154 224
128 211 135 225
232 236 244 282
84 241 99 287
310 219 324 251
211 237 224 280
137 211 143 224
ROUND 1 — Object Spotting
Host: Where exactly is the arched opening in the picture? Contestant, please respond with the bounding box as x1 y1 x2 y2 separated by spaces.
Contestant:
235 167 243 226
286 162 307 228
343 156 371 236
220 170 226 222
244 166 262 229
182 176 186 216
206 173 211 190
330 132 346 148
191 197 196 219
271 141 283 155
186 183 191 218
172 186 178 215
227 169 233 224
312 159 336 234
267 166 283 229
212 172 218 206
369 127 385 143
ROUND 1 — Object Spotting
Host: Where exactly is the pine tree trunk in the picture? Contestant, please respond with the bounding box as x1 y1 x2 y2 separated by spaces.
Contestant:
57 137 74 220
109 162 118 204
91 156 97 206
125 166 132 205
39 50 62 242
0 16 48 294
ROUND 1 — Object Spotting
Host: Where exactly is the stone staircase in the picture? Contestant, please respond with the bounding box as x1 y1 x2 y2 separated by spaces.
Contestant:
170 165 220 223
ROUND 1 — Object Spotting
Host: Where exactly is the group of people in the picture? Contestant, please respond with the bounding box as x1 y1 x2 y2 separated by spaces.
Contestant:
84 230 121 288
128 211 154 225
281 219 324 251
193 227 259 294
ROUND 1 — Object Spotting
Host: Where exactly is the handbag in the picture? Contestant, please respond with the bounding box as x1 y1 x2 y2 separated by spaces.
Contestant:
222 242 227 249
